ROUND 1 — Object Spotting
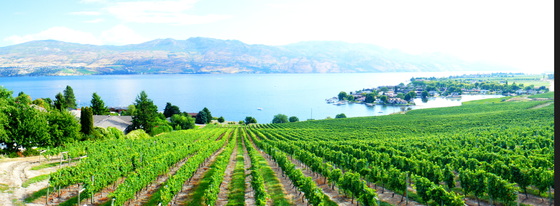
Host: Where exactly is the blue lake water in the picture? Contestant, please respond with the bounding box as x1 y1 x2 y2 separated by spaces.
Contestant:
0 72 502 123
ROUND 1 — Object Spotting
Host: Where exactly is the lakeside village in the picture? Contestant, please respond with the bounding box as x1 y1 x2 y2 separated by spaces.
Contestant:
326 73 551 106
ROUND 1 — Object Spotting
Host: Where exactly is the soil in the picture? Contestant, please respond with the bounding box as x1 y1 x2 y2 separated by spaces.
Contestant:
289 157 355 206
247 135 303 206
0 155 72 206
241 136 256 206
171 141 227 205
123 152 196 206
215 142 238 206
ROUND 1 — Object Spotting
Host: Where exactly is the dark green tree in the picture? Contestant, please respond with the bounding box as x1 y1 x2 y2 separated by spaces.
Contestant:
202 107 212 123
335 113 347 118
195 110 208 124
272 114 288 123
364 93 376 103
338 91 347 100
217 116 225 123
421 90 429 99
289 116 299 122
163 102 181 118
63 85 77 109
379 95 388 104
131 91 158 134
90 93 109 115
80 107 94 135
53 92 66 111
244 116 257 125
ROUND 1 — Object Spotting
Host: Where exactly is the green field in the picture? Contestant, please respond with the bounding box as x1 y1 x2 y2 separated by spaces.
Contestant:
29 93 553 206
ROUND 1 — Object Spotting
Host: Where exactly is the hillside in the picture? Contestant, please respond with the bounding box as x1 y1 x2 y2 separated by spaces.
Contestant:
0 37 513 76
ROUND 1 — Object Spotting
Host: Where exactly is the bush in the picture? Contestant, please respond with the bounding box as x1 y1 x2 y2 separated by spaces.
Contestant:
23 148 40 156
125 129 151 139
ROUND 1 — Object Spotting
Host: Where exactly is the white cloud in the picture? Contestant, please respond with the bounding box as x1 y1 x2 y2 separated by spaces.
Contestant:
4 27 103 45
85 18 105 23
70 11 102 16
106 0 230 25
80 0 107 3
101 25 149 45
3 25 148 46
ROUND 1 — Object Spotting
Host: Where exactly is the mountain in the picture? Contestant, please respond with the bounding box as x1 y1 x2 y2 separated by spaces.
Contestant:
0 37 513 76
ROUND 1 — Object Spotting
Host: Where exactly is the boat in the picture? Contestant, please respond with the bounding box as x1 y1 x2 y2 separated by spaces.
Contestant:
366 103 374 107
257 107 263 110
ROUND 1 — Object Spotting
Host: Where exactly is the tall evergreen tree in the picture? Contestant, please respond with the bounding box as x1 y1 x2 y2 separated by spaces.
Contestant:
80 107 94 135
54 92 66 111
195 110 208 124
63 85 77 109
202 107 212 123
131 91 158 134
90 92 109 115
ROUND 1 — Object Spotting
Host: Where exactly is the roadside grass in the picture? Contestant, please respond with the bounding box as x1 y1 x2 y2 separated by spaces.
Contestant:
254 153 292 205
0 183 10 192
31 162 60 170
58 195 79 206
24 186 52 203
225 138 246 206
145 187 164 205
22 174 50 187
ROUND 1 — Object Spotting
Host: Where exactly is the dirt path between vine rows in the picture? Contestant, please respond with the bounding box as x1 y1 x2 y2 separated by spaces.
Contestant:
123 152 197 206
241 136 256 206
248 136 304 206
215 142 238 206
172 143 227 205
0 155 73 206
289 157 355 206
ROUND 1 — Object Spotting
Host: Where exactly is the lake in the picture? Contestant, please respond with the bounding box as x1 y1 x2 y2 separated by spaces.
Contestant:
0 72 502 123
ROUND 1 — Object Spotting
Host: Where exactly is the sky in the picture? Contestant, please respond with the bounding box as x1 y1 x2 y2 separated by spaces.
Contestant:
0 0 554 72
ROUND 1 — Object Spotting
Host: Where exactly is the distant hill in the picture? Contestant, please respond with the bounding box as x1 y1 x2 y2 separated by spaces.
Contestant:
0 37 513 76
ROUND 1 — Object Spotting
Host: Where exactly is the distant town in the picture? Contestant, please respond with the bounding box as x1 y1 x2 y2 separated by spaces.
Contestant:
327 72 552 106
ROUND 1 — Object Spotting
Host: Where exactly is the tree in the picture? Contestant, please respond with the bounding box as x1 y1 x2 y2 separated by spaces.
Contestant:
90 93 109 115
4 103 50 152
202 107 212 123
244 116 257 125
53 92 66 111
404 91 416 101
379 95 388 104
80 107 94 135
163 102 181 118
217 116 225 123
170 114 195 130
272 114 288 123
49 110 81 146
364 93 376 103
195 110 208 124
335 113 347 118
131 91 158 134
338 91 347 100
289 116 299 122
15 92 31 105
63 85 77 109
421 90 429 99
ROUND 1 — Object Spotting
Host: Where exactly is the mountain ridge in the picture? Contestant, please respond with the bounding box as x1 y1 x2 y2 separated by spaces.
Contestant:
0 37 513 76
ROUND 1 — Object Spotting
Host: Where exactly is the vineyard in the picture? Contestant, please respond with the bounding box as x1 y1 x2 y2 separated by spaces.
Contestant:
28 95 553 206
